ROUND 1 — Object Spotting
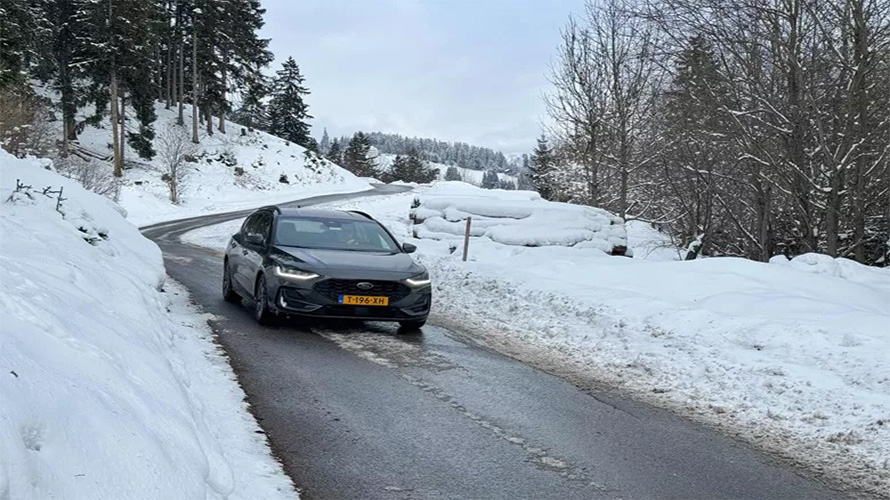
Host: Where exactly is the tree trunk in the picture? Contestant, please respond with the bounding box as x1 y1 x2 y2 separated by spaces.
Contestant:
166 40 173 109
851 0 869 263
109 0 123 177
110 71 123 177
756 181 771 261
219 59 227 133
177 36 185 125
59 60 77 142
120 91 126 168
618 119 629 220
206 103 213 135
825 172 841 256
191 20 199 144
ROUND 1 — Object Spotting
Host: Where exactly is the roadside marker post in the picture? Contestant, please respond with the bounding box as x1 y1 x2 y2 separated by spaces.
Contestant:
462 216 472 262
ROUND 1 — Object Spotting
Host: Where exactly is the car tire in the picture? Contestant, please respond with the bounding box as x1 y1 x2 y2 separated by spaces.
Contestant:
398 319 426 332
222 261 240 303
254 275 275 325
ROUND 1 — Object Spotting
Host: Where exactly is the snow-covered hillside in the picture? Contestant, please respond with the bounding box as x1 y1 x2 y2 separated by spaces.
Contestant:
374 153 517 187
184 184 890 497
0 150 295 499
61 101 371 226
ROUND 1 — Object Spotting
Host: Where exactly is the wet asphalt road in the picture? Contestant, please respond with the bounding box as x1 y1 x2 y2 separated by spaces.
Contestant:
142 186 851 500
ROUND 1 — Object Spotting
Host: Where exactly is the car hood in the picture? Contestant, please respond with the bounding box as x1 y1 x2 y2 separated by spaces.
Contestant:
273 246 424 280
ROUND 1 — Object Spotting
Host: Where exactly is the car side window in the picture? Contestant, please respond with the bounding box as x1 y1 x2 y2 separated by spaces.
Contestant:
240 215 257 236
255 213 273 244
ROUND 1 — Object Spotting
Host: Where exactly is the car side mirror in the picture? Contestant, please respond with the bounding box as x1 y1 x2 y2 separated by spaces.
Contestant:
245 233 264 246
402 243 417 254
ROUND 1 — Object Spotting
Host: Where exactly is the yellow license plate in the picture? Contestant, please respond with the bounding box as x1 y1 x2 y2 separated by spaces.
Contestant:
339 295 389 306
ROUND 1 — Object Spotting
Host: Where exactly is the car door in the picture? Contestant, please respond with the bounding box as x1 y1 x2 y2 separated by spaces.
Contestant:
241 212 272 294
232 214 259 292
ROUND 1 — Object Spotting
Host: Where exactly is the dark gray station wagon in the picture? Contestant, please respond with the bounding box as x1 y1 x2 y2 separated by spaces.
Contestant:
223 206 431 330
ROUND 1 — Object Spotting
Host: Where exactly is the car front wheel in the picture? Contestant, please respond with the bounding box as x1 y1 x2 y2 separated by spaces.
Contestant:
254 275 275 325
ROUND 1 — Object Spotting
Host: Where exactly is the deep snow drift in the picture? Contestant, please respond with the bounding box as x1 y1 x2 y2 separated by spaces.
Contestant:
59 100 371 226
0 150 295 499
184 183 890 496
410 182 627 253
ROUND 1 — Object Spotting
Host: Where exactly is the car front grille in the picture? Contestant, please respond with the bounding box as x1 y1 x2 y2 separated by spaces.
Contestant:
313 279 412 302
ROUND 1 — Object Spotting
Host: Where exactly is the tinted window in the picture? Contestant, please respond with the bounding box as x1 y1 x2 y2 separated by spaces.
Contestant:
241 214 261 237
242 212 272 244
255 213 273 242
274 217 400 253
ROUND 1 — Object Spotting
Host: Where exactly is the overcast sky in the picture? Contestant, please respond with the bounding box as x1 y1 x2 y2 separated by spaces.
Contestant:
260 0 586 155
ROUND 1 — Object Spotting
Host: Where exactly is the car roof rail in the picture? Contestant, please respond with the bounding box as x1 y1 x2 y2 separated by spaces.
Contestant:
347 210 374 220
258 205 282 214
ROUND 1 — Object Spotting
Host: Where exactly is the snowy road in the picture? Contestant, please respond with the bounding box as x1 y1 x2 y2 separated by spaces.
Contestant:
142 187 854 500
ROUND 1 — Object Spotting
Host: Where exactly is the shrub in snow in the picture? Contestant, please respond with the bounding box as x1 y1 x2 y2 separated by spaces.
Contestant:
410 182 627 254
55 155 122 202
279 173 289 184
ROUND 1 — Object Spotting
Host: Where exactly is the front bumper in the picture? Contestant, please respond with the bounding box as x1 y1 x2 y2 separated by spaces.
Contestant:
271 277 431 322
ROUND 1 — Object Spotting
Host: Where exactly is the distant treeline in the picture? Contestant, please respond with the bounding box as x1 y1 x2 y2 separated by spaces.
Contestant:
338 132 517 174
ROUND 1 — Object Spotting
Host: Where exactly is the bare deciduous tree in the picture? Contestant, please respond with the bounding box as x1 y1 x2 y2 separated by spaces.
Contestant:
156 124 197 204
547 0 662 219
543 0 890 264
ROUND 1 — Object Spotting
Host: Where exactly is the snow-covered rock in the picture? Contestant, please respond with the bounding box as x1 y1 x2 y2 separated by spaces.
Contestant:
0 150 295 499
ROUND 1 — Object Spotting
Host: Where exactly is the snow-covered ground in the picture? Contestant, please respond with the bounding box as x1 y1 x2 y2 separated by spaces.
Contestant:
410 182 626 253
59 100 371 226
0 150 296 499
185 183 890 496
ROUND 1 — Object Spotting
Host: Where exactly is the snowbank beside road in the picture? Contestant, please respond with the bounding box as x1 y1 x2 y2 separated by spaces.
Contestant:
183 187 890 496
0 150 295 499
410 182 627 254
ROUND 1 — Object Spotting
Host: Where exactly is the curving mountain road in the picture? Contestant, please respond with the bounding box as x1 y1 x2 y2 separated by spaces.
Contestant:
142 185 853 500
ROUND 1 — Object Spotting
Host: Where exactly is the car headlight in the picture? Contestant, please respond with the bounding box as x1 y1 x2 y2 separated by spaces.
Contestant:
405 270 431 287
273 263 319 281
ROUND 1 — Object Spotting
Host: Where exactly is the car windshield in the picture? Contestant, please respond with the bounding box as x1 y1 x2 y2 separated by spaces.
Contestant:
274 217 401 253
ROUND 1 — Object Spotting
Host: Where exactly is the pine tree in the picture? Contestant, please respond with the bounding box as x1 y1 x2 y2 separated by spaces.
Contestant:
384 154 406 183
0 0 38 89
386 148 437 183
529 134 557 200
268 57 312 147
481 169 500 189
343 132 378 178
32 0 104 145
327 138 342 164
319 128 331 156
444 165 462 181
656 34 728 254
232 79 269 130
215 0 273 133
517 153 534 190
